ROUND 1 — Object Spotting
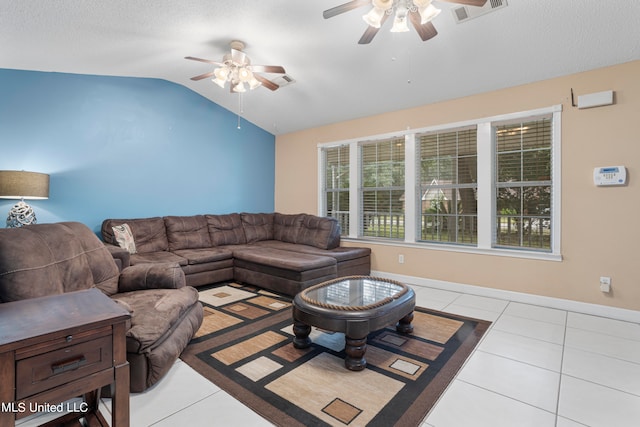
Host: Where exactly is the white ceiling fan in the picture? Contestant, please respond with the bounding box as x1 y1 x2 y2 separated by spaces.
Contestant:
185 40 287 93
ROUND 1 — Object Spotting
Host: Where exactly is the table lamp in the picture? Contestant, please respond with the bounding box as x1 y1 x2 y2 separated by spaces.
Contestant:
0 170 50 227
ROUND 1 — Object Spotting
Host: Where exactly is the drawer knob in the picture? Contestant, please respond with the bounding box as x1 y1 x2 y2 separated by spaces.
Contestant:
66 335 73 342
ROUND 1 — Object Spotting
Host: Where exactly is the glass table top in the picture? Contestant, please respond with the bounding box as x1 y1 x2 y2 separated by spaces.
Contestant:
301 277 407 308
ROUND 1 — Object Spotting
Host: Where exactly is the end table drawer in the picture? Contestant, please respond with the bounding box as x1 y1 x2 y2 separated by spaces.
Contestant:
16 335 113 399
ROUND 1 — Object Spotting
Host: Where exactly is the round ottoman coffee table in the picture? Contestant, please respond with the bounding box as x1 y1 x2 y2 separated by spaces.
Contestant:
292 275 415 371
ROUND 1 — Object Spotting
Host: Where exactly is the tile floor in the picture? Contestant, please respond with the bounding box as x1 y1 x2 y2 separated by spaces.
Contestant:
17 284 640 427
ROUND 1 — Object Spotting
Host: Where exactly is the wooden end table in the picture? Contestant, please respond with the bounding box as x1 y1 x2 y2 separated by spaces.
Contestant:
0 288 131 426
292 276 415 371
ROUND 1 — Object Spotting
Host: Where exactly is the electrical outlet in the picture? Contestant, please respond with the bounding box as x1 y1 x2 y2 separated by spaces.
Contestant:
398 254 405 264
600 276 611 293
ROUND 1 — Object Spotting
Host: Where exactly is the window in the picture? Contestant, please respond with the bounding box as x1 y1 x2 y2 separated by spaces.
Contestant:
321 145 350 234
495 117 552 250
418 127 477 245
360 138 405 239
318 105 561 259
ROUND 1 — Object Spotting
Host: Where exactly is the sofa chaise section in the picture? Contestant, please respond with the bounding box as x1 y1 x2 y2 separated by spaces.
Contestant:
252 240 371 277
233 247 337 296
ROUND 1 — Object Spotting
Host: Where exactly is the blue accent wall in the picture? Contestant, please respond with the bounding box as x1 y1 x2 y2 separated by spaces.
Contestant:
0 69 275 233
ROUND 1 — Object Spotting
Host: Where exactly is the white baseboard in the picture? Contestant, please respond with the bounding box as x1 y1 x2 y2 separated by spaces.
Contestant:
372 270 640 324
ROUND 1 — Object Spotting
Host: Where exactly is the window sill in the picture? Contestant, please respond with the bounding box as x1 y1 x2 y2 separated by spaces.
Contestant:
341 237 563 262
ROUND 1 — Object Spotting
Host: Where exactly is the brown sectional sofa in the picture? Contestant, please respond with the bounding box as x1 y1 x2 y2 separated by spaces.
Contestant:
101 212 371 296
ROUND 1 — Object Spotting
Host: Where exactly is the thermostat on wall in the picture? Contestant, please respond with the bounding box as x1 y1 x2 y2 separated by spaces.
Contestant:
593 166 627 186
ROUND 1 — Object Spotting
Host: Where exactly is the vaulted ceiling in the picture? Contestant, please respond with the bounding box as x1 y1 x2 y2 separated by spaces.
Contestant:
1 0 639 134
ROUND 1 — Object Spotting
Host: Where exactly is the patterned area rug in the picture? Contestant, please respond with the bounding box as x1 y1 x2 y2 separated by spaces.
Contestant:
181 283 491 427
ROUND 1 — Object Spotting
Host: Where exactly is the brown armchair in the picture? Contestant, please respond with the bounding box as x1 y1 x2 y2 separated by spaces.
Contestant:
0 222 203 393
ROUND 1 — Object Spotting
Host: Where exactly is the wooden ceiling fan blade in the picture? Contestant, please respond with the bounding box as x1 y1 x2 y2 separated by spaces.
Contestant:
184 56 223 66
438 0 487 7
358 26 380 44
324 0 372 19
358 12 389 44
190 71 216 81
409 12 438 41
251 65 286 74
254 74 280 91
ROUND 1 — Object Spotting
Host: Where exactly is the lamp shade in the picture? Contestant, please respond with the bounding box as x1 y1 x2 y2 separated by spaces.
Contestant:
0 171 50 200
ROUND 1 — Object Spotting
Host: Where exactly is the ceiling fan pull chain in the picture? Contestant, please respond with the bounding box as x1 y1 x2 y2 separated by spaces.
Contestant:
237 93 244 130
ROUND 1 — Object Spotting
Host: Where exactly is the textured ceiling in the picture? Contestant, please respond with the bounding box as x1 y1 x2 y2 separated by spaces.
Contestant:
1 0 639 135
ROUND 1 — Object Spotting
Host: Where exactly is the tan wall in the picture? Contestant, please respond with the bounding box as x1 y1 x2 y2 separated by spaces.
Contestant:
275 60 640 311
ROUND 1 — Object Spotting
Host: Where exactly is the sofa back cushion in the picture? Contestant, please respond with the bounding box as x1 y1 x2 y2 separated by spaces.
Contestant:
297 215 341 249
0 222 120 302
273 213 304 244
164 215 212 251
102 217 169 253
241 213 274 243
206 213 246 246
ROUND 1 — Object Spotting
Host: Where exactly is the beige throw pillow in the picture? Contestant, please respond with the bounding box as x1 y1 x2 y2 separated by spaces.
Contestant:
112 223 137 254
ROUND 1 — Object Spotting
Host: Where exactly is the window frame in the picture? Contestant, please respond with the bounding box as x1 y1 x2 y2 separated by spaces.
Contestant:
318 105 562 261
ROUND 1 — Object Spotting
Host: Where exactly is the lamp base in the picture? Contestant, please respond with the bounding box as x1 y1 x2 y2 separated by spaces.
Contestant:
6 200 37 228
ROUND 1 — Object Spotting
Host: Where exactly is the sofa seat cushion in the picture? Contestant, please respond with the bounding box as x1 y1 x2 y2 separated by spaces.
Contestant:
233 247 337 296
112 286 201 353
182 258 233 275
254 241 371 262
128 302 203 392
172 248 233 265
233 247 336 272
131 251 188 266
322 246 371 262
